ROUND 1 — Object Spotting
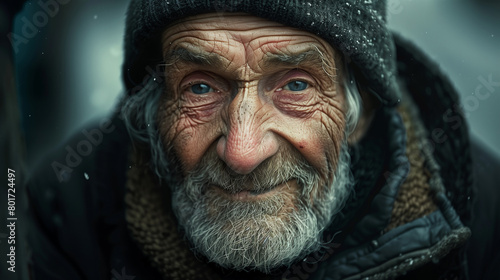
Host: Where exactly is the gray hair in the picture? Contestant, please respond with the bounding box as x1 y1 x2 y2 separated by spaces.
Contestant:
343 62 363 135
121 78 172 180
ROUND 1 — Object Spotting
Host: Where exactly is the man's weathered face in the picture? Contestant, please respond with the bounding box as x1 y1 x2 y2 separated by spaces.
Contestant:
157 13 352 272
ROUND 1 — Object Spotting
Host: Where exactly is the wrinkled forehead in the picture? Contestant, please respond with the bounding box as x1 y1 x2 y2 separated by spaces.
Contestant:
160 12 339 65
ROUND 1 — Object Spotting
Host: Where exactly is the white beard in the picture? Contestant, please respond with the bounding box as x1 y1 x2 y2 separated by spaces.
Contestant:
170 142 353 273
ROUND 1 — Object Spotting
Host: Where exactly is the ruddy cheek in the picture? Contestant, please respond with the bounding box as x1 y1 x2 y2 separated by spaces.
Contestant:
162 102 224 173
170 120 218 173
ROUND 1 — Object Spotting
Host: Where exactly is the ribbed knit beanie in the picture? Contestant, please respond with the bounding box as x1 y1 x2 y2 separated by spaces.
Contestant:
123 0 400 106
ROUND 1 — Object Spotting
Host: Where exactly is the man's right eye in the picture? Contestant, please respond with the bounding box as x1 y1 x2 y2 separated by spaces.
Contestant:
190 83 214 94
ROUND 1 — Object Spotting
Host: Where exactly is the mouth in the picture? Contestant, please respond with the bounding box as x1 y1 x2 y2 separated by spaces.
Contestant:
210 180 295 201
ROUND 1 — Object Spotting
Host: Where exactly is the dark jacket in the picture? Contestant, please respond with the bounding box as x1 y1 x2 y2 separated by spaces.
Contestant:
25 35 500 280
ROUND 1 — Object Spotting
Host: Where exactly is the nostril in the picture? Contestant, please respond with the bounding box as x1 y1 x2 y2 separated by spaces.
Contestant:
217 137 260 174
216 136 227 164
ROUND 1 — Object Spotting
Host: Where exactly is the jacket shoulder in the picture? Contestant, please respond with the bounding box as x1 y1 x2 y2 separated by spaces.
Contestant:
26 115 131 279
467 139 500 280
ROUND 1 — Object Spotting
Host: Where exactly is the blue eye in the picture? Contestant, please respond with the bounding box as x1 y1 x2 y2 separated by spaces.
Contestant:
284 80 309 92
190 83 213 94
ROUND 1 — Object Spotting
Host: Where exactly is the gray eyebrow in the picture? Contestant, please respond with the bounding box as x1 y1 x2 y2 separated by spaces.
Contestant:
263 49 326 68
163 48 224 68
265 47 339 82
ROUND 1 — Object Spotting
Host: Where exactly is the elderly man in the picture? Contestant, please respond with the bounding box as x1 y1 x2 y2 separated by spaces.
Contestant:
26 1 499 279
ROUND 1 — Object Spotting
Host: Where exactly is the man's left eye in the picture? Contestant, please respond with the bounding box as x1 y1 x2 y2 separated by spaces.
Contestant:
283 80 309 92
190 83 214 94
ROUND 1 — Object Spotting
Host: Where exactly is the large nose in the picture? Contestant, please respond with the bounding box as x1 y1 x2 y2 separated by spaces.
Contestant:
216 85 279 174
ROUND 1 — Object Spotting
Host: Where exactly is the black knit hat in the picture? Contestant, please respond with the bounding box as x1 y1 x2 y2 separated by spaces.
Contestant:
123 0 400 106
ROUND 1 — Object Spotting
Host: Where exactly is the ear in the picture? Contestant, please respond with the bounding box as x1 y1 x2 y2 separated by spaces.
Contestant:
348 88 380 145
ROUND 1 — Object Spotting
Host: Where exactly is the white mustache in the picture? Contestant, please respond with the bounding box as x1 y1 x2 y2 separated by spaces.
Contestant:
183 143 320 199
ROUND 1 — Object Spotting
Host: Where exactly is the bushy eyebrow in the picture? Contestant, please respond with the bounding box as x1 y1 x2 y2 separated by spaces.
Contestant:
164 48 224 68
263 48 326 69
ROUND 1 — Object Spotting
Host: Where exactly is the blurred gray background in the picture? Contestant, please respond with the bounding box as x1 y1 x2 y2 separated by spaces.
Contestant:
387 0 500 157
